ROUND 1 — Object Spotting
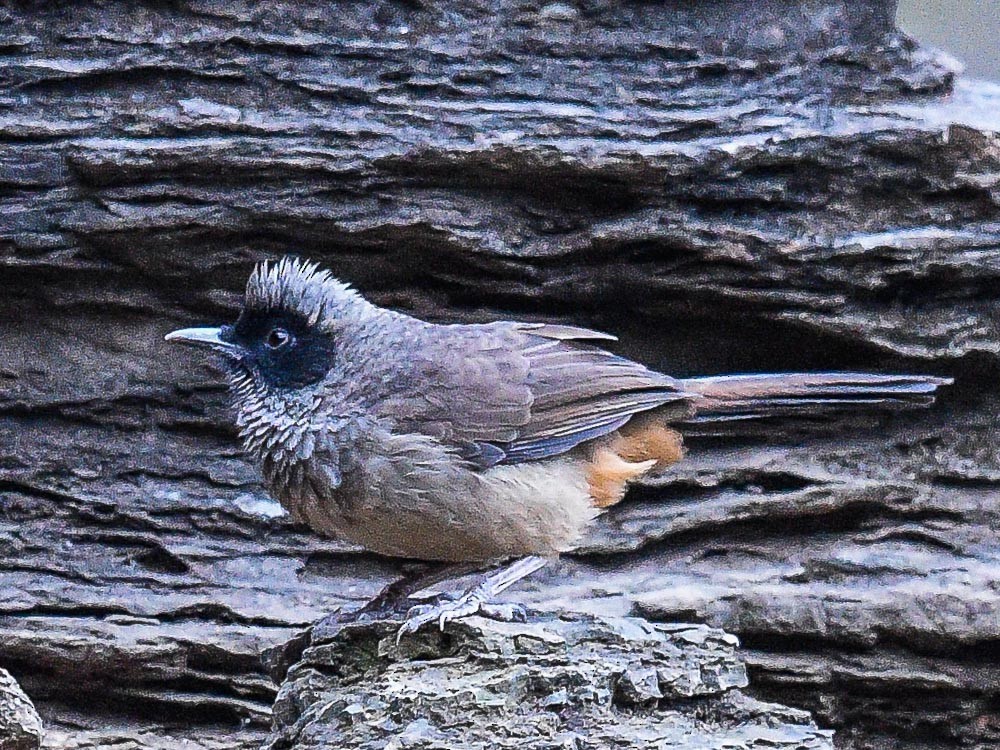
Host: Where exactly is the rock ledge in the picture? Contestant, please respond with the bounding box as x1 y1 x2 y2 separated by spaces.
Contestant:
268 613 833 750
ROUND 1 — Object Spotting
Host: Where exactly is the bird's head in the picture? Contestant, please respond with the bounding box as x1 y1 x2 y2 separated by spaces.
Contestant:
166 257 369 444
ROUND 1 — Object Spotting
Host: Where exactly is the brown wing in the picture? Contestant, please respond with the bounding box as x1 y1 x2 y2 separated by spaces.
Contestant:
502 323 690 462
378 320 692 467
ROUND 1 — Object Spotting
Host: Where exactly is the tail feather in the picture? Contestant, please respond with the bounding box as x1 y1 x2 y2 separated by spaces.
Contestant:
679 372 952 423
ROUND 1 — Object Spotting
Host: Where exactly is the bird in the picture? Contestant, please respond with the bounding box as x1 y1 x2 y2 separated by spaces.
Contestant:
166 256 951 638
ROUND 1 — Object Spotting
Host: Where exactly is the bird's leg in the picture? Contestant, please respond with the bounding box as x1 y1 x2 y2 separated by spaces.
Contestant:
349 565 438 620
396 555 548 642
328 560 483 625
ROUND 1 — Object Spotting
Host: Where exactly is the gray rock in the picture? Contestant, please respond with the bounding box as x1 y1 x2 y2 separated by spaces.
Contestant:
0 669 41 750
267 613 832 750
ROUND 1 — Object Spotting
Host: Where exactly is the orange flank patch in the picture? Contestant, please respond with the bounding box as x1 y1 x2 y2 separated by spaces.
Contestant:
616 421 686 470
586 449 655 508
586 422 685 508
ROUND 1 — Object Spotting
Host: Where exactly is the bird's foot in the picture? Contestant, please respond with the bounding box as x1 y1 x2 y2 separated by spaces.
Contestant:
395 555 546 643
396 594 527 642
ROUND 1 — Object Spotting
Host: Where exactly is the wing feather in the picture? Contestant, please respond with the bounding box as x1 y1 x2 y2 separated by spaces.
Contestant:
377 320 693 468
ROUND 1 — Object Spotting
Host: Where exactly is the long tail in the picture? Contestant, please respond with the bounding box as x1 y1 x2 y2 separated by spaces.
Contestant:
679 372 952 423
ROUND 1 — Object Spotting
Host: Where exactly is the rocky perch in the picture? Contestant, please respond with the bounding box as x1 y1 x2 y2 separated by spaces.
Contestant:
265 613 832 750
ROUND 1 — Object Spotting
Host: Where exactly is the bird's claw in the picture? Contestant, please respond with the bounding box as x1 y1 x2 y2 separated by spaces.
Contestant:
393 555 546 644
395 597 478 644
394 597 527 644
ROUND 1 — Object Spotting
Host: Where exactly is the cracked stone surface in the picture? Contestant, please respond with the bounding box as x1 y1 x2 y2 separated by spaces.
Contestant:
0 668 42 750
266 613 832 750
0 0 998 748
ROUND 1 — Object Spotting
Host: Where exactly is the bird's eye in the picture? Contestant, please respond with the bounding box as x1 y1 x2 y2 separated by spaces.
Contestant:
265 327 292 350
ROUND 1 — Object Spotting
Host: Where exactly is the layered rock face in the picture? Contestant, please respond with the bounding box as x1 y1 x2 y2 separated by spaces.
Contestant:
1 0 998 748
